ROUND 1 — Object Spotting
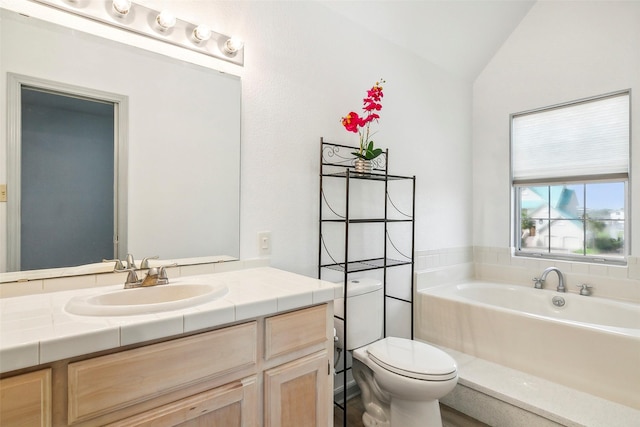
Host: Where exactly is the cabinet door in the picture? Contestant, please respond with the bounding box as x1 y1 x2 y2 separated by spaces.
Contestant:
107 377 257 427
264 352 329 427
0 369 52 427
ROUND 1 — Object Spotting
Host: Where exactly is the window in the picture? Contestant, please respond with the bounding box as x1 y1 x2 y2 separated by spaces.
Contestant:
511 91 630 264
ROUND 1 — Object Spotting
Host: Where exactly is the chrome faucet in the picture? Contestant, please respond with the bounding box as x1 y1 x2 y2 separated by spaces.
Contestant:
140 267 168 287
533 267 566 292
118 260 176 289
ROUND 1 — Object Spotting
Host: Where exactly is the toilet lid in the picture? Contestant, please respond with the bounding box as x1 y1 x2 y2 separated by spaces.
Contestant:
367 337 457 381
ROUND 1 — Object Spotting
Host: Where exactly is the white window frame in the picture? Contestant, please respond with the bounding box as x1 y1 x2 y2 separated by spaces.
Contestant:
511 90 631 265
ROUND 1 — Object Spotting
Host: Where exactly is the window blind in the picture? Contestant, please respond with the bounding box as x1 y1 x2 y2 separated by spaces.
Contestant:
512 92 630 183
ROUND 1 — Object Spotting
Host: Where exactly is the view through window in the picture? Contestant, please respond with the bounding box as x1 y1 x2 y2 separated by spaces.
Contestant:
518 182 625 259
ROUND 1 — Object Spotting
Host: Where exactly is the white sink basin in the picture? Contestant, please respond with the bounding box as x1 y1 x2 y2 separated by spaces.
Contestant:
65 283 228 316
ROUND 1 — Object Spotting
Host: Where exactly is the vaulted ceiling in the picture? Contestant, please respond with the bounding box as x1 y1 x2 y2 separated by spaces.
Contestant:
320 0 536 81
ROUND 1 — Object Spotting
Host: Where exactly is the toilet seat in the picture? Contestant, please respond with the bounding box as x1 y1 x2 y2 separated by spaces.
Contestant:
367 337 457 381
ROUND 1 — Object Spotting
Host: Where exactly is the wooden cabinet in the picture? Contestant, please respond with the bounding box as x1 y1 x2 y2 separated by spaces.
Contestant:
0 303 332 427
0 369 52 426
264 352 329 427
68 322 257 424
265 304 328 360
264 304 332 427
107 377 257 427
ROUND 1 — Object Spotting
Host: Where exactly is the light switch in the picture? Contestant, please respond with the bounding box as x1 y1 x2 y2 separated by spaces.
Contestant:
0 184 6 202
258 231 271 256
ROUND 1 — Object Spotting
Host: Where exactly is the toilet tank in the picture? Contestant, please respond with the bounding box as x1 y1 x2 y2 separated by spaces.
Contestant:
334 278 383 350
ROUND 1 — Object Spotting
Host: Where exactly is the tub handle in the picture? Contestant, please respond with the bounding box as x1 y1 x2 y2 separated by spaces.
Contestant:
576 284 593 296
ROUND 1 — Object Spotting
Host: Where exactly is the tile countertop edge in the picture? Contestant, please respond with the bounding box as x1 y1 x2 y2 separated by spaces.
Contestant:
0 267 342 374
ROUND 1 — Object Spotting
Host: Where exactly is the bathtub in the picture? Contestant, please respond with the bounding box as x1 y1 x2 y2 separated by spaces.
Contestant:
416 281 640 410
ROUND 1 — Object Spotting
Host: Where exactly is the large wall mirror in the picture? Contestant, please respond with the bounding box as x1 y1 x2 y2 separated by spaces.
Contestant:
0 8 241 281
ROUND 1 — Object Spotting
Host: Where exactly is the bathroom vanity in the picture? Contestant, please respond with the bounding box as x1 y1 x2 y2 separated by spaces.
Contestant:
0 267 339 426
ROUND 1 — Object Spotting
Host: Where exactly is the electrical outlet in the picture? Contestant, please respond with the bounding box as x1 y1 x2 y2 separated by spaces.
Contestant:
0 184 6 202
258 231 271 256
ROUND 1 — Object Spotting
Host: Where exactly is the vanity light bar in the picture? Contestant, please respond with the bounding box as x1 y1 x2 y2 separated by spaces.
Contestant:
30 0 245 66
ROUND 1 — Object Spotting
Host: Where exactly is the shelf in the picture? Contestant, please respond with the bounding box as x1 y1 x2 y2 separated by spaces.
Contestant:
320 218 413 223
321 170 413 181
320 257 412 273
319 138 415 427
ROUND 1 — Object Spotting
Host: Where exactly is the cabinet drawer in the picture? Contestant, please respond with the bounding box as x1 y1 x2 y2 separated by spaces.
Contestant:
68 321 257 424
0 369 52 427
265 304 327 360
106 376 257 427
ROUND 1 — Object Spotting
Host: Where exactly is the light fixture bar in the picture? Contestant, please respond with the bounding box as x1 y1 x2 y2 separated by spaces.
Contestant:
30 0 244 66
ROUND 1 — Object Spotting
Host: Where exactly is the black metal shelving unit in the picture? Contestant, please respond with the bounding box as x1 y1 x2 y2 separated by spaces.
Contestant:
317 137 415 426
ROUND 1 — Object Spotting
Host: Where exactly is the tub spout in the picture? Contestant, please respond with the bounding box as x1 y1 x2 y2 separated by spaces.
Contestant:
538 267 565 292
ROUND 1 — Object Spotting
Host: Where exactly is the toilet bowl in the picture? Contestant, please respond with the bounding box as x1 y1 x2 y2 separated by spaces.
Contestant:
334 279 458 427
353 337 457 427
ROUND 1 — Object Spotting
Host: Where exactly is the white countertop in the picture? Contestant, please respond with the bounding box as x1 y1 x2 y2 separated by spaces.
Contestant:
0 267 342 374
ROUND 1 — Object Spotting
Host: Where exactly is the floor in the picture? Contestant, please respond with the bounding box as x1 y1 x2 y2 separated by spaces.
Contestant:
334 396 489 427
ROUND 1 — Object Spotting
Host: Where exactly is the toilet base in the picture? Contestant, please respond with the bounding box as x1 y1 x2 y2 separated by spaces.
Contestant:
353 357 446 427
391 398 443 427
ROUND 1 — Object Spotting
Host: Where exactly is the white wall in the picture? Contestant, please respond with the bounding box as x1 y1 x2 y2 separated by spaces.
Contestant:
472 0 640 301
0 0 473 279
240 1 473 276
134 0 474 277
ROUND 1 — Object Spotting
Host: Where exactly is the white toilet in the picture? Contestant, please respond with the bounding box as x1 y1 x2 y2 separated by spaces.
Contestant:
334 278 458 427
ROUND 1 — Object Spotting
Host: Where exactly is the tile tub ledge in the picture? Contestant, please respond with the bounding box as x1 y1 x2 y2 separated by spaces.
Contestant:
0 267 342 374
430 343 640 427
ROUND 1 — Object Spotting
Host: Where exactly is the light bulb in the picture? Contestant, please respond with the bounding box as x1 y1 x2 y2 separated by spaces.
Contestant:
156 10 176 30
112 0 132 16
192 25 212 42
223 37 244 54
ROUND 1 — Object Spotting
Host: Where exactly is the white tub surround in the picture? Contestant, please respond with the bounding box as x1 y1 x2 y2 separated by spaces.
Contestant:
416 281 640 410
0 267 342 374
437 345 640 427
474 247 640 304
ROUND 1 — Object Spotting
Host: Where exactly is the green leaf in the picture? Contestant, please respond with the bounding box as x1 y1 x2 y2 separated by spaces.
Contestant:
351 151 366 160
362 148 382 160
367 140 374 151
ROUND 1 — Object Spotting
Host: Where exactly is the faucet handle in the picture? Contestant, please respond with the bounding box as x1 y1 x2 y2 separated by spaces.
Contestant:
157 263 177 285
158 266 169 284
115 268 139 288
103 259 125 270
532 277 544 289
576 284 593 296
141 256 159 269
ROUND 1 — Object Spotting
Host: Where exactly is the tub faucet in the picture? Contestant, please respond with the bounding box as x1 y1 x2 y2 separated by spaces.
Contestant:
535 267 566 292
